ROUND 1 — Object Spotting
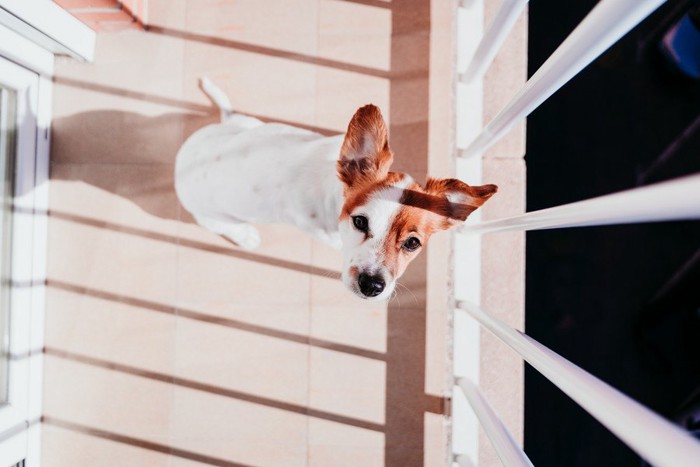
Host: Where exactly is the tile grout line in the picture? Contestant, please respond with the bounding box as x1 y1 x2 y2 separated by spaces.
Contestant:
167 1 189 463
306 2 324 465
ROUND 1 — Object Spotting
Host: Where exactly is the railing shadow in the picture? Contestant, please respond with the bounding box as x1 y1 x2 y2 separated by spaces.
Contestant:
43 416 253 467
145 25 393 78
53 77 339 136
47 278 381 361
46 208 342 280
44 347 384 432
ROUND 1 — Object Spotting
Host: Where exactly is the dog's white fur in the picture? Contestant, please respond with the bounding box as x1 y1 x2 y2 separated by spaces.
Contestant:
175 78 496 300
176 78 345 250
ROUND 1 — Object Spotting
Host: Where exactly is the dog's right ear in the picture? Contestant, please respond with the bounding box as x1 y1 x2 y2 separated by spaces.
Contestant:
337 104 393 189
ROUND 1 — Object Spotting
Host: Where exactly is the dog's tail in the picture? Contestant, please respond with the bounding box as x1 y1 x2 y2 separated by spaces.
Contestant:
199 77 234 122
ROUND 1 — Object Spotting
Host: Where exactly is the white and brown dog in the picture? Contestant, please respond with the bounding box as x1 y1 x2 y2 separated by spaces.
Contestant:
175 79 497 300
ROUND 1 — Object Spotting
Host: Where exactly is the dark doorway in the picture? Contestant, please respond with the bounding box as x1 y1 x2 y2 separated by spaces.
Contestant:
525 0 700 465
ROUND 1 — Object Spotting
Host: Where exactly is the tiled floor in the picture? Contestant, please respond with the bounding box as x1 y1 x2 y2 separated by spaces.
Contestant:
43 1 457 466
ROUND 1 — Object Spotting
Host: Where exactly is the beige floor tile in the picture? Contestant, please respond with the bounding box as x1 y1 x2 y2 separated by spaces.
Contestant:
308 238 339 270
174 223 312 318
311 304 387 354
43 356 173 442
51 79 200 122
318 0 391 71
172 316 309 407
428 0 457 180
178 220 312 265
315 67 390 132
307 417 384 467
53 31 187 119
148 0 187 29
44 287 175 374
424 412 449 467
47 214 178 305
183 0 319 56
425 234 451 397
169 386 308 467
182 40 318 129
308 347 386 426
42 423 172 467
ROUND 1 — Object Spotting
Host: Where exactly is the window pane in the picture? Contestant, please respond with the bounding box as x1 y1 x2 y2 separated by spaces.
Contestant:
0 85 16 405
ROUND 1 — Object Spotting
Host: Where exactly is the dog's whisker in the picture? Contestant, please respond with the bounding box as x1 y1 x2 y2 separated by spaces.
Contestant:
389 288 401 307
395 281 418 306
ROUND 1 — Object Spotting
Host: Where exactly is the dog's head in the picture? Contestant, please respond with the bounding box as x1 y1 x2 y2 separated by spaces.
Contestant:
336 104 497 300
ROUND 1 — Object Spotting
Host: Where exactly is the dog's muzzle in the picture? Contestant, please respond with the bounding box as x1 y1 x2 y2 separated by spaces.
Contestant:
358 273 385 298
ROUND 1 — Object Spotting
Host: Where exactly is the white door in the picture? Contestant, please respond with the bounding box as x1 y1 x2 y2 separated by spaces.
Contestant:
0 55 45 467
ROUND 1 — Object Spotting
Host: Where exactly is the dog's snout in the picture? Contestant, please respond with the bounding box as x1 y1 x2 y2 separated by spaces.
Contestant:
358 273 385 297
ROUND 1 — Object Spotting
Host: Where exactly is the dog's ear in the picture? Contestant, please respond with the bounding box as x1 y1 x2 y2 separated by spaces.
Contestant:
424 178 498 228
337 104 393 189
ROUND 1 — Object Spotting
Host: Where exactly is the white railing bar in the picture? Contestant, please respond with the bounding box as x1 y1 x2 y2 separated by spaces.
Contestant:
455 301 700 467
460 172 700 235
460 0 529 84
459 0 666 158
456 378 535 467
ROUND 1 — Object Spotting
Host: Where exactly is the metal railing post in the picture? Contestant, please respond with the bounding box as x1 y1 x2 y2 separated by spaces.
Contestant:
460 0 529 83
459 0 666 158
461 173 700 235
456 302 700 467
456 378 534 467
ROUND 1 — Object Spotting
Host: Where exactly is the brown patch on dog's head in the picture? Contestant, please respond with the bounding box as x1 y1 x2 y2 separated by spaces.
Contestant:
339 172 407 221
423 178 498 228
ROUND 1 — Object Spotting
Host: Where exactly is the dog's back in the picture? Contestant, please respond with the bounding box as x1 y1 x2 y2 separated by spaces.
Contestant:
175 79 344 244
176 121 340 221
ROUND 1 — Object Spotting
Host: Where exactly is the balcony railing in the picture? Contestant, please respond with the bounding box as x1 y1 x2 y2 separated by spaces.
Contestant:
451 0 700 466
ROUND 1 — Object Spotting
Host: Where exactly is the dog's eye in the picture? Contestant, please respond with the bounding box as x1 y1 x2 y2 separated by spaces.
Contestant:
352 215 369 233
403 237 421 252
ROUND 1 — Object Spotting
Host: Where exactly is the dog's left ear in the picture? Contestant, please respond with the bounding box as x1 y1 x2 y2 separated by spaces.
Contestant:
337 104 393 189
425 178 498 228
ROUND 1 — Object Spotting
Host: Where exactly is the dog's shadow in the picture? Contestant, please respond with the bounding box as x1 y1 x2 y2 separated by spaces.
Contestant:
49 108 345 280
50 109 218 223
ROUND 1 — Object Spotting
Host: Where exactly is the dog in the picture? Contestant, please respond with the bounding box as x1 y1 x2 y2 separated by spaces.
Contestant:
175 78 497 301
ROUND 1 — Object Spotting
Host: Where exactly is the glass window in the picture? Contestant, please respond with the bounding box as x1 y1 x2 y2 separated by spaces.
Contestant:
0 85 16 405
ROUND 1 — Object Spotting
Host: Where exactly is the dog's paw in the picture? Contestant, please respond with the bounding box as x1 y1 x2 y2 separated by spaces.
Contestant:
224 224 261 250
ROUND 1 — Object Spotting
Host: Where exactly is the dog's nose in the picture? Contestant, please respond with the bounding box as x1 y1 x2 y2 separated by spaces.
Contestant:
358 273 385 297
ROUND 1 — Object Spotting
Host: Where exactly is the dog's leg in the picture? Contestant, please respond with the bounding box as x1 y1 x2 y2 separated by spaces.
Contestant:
194 214 261 250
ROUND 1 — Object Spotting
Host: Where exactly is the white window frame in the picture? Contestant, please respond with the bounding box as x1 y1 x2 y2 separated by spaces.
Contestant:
0 25 52 467
0 0 95 62
0 2 92 464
